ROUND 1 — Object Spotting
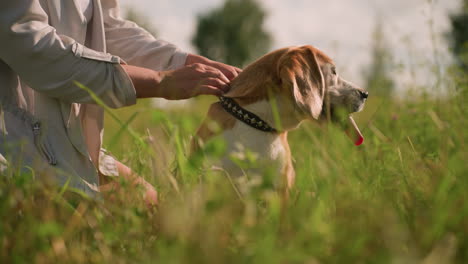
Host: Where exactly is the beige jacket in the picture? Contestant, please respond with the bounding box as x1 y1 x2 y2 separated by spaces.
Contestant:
0 0 187 195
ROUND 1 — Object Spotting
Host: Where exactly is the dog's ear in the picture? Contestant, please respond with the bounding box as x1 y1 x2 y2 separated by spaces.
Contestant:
277 46 325 119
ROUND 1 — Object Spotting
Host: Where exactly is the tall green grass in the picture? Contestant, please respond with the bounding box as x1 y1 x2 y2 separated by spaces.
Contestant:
1 73 467 263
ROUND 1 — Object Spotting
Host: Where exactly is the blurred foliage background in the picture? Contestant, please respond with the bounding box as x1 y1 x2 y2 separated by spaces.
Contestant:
449 0 468 72
192 0 272 67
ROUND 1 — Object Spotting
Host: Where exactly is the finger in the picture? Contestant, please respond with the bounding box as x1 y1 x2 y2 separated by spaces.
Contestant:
224 68 239 81
202 77 229 92
204 67 231 83
230 66 242 74
196 85 224 97
217 65 241 80
215 67 236 81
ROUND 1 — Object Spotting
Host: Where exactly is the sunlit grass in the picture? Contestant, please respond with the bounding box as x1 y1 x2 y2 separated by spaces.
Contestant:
1 76 467 263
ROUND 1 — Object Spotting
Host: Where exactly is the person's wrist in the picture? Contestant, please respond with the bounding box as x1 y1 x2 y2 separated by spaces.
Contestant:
153 70 169 99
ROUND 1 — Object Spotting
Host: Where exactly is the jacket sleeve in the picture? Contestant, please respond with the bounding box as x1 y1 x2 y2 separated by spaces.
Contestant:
0 0 136 108
102 0 188 71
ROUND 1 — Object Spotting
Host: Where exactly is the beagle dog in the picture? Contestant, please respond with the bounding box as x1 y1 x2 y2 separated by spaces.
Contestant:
192 45 368 191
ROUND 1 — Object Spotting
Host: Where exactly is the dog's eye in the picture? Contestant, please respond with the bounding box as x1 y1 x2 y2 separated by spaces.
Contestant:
331 67 337 75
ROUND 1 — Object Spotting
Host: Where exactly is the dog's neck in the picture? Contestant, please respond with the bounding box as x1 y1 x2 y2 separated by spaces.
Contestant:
194 90 299 188
212 96 297 185
197 94 305 145
237 95 304 132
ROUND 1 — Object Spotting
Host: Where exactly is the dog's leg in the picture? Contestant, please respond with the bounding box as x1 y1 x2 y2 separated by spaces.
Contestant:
190 102 236 155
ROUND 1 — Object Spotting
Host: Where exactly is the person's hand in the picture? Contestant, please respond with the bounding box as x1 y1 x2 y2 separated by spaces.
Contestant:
99 161 158 209
122 64 231 100
185 54 242 81
157 63 231 100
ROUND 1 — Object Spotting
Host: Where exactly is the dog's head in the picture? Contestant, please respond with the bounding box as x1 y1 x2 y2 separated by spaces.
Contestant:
276 45 368 120
226 45 368 144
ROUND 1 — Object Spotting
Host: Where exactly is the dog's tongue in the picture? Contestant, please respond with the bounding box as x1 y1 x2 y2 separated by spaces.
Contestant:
345 116 364 146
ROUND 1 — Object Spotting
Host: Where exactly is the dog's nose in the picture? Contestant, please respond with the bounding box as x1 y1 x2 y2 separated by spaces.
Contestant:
359 91 369 99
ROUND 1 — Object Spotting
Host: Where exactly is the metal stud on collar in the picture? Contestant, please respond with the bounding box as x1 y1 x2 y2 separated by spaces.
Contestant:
219 96 277 133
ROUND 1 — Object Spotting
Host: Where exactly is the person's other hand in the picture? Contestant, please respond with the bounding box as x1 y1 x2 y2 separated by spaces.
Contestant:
185 54 242 81
99 161 158 209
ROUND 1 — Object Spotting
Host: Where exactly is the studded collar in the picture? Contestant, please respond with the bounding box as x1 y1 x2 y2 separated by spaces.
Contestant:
219 96 277 133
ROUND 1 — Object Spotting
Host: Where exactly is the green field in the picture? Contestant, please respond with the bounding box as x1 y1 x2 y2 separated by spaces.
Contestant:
1 71 467 263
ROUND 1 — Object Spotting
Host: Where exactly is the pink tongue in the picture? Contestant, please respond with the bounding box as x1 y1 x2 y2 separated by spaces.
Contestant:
346 116 364 146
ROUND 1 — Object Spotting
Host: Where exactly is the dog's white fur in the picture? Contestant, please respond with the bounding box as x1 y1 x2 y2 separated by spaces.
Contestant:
192 45 367 192
220 96 298 181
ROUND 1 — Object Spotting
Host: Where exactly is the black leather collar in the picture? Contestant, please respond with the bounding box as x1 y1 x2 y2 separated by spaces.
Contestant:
219 96 277 133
